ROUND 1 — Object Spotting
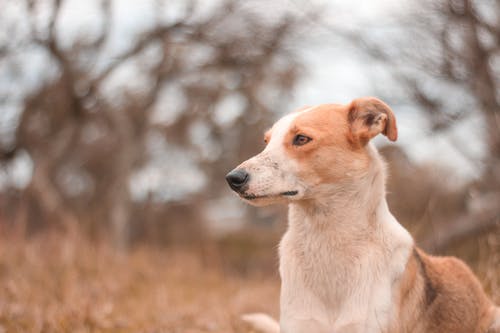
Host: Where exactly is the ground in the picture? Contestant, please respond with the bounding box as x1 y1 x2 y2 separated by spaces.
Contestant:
0 232 279 333
0 231 498 333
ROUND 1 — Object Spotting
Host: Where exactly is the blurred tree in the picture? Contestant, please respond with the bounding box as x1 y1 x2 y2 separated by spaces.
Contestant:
0 0 304 247
358 0 500 251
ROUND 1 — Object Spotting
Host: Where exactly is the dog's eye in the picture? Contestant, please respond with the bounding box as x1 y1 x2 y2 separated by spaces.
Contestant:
293 134 312 146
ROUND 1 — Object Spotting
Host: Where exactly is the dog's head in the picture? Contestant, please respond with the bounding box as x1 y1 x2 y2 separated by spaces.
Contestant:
226 97 398 206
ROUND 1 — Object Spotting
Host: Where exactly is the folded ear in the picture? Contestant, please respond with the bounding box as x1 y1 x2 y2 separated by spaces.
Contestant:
347 97 398 146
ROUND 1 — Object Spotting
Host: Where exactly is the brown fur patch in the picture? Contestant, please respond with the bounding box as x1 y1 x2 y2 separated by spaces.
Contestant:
282 104 370 185
396 248 497 333
348 97 398 146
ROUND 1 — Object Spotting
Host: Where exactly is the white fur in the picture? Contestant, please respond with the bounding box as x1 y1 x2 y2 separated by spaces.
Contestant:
278 146 413 333
237 111 308 205
237 109 414 333
491 307 500 332
242 313 280 333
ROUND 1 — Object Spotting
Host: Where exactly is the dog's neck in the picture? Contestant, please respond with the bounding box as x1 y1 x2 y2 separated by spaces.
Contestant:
288 145 398 241
281 144 413 326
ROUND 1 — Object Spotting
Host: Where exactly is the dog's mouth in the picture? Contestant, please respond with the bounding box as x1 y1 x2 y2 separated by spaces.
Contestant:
242 190 298 200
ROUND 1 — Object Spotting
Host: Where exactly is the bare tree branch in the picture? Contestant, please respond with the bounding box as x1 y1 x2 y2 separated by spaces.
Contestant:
92 22 187 87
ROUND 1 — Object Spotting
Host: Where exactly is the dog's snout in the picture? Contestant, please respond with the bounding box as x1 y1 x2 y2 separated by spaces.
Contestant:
225 169 250 192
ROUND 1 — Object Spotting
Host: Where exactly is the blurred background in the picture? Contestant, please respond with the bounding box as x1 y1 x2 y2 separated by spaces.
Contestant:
0 0 499 332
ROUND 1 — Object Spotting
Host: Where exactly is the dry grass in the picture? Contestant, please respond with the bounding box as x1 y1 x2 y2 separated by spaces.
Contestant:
0 232 279 333
0 230 498 333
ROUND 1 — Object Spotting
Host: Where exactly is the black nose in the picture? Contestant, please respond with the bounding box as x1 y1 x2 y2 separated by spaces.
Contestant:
225 169 249 192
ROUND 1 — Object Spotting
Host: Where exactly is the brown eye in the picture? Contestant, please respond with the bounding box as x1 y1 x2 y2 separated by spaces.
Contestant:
293 134 312 146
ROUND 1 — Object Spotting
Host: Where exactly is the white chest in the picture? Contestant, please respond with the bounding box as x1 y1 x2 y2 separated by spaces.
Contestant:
278 220 411 333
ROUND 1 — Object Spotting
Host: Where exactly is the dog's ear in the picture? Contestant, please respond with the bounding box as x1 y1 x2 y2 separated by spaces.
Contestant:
347 97 398 146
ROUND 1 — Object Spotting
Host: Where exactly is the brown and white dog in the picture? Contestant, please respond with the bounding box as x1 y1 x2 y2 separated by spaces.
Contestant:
226 97 500 333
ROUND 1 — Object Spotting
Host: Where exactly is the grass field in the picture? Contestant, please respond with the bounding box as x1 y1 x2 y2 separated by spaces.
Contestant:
0 232 280 333
0 230 498 333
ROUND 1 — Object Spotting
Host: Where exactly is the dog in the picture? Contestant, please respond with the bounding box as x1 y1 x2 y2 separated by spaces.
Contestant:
226 97 500 333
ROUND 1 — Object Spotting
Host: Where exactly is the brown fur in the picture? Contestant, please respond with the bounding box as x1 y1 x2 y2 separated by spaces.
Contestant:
283 104 370 185
348 97 398 144
395 248 498 333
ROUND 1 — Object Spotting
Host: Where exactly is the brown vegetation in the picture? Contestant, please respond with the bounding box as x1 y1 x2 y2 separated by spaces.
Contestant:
0 228 497 333
0 230 280 333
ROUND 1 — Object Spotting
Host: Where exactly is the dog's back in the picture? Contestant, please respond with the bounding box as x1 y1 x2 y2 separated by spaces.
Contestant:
398 248 499 333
